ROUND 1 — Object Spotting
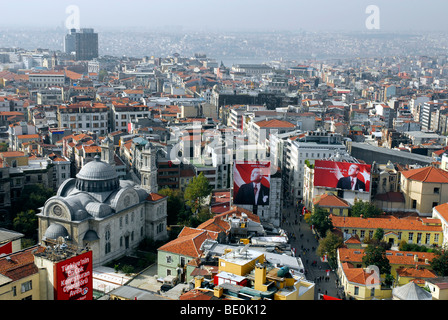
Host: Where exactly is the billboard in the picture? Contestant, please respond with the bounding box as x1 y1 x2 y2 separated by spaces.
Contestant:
233 161 270 206
314 160 371 193
54 250 93 300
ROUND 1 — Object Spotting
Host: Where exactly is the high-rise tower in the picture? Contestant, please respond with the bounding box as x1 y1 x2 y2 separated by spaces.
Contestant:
64 28 98 61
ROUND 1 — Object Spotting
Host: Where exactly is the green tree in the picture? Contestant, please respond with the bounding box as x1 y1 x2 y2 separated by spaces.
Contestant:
184 173 212 214
0 142 8 152
14 184 55 214
13 209 38 239
350 199 382 218
317 229 343 268
158 187 185 226
362 241 391 275
430 248 448 276
308 206 333 238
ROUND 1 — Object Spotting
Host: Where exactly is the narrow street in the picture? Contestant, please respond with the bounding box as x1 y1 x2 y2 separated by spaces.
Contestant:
281 204 343 300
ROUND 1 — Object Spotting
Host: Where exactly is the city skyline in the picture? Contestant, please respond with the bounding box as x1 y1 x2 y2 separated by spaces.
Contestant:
1 0 448 33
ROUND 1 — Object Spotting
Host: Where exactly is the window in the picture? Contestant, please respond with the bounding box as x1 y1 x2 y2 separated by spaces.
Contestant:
426 233 430 244
412 199 417 209
408 232 414 242
434 187 440 194
12 286 16 296
354 286 359 295
370 288 375 297
21 280 32 293
166 255 172 264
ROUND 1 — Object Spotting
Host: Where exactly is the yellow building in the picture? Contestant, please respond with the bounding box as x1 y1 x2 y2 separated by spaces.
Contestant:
0 151 28 167
337 261 391 300
400 166 448 215
338 247 436 289
0 246 45 300
330 214 443 248
313 193 350 217
426 277 448 300
214 247 315 300
431 202 448 247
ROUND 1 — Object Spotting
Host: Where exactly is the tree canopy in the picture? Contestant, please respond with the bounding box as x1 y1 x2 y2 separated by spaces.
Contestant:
350 199 382 218
430 248 448 276
14 184 55 214
157 187 185 226
307 206 333 238
317 229 343 268
183 172 212 214
362 229 392 275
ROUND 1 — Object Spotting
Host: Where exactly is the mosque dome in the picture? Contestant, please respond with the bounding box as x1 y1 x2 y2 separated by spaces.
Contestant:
75 156 119 192
44 223 69 240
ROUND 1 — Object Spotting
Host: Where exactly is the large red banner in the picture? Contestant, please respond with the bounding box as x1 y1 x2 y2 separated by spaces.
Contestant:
233 161 270 206
314 160 371 193
54 250 93 300
0 242 12 255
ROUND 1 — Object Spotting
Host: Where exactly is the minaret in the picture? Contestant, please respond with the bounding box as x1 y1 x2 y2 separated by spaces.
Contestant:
140 142 158 193
101 136 115 167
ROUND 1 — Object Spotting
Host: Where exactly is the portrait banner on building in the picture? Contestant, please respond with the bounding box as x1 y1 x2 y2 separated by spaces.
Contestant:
54 250 93 300
314 160 371 193
233 161 270 206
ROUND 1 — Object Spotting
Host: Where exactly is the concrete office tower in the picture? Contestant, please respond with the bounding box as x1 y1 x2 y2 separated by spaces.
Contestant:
64 28 99 61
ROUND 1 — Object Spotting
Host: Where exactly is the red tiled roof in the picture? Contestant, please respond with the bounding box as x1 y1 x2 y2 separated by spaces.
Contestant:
0 246 45 281
313 193 350 207
331 214 442 233
339 248 435 266
255 119 296 128
396 267 437 279
400 166 448 183
158 227 218 258
146 193 167 202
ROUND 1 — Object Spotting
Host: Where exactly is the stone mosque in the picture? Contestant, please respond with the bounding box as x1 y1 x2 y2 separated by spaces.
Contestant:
37 137 167 267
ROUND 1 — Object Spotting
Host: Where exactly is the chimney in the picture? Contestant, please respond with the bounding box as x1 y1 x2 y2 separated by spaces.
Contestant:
214 286 223 298
254 263 267 292
194 276 204 288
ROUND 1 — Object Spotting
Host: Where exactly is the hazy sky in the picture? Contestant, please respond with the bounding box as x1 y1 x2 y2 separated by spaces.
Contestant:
2 0 448 33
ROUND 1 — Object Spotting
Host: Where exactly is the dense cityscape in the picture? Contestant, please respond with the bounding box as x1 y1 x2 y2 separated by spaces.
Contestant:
1 3 448 310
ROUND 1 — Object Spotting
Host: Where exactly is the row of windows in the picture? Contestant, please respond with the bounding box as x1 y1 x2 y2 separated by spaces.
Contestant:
345 229 439 244
8 280 33 300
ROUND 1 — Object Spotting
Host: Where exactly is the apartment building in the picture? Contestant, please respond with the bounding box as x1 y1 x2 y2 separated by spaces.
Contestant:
400 166 448 216
282 130 347 206
58 102 109 135
111 102 151 132
247 118 297 147
28 71 66 88
331 214 443 248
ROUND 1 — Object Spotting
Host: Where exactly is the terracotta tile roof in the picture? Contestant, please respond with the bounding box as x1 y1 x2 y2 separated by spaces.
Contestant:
179 289 216 300
83 145 101 153
0 151 25 158
341 262 381 285
400 166 448 183
255 119 296 128
158 227 218 258
331 214 442 233
434 202 448 223
0 246 45 281
373 192 405 203
313 193 350 208
146 193 167 202
338 248 435 267
396 267 437 279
